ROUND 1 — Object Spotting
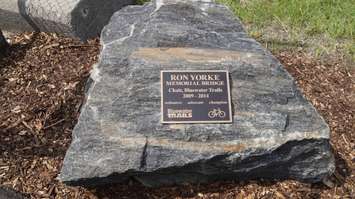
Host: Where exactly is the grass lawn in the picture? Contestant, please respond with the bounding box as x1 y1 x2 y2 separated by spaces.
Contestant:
218 0 354 63
139 0 354 63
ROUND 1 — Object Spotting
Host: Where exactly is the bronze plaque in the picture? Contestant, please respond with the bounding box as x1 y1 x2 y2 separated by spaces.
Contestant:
161 70 232 123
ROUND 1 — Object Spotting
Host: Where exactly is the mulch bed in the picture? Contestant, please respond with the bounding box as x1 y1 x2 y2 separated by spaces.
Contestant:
0 33 353 199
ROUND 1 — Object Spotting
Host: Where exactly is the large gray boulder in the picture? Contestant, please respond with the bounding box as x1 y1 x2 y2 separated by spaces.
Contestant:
0 0 135 40
59 0 334 187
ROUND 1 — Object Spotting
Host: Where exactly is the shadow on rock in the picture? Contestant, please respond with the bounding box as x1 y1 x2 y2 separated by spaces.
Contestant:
0 186 28 199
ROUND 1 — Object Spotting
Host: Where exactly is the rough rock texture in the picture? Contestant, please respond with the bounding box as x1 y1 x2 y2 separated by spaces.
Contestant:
0 29 8 55
0 0 34 33
0 186 28 199
0 0 135 40
60 0 335 187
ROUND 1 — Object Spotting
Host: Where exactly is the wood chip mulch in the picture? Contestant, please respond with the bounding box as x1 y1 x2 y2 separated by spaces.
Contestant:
0 33 353 199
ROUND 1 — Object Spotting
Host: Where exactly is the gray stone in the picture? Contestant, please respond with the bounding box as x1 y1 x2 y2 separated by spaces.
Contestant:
0 29 8 55
0 186 28 199
0 0 34 33
0 0 135 40
59 0 335 187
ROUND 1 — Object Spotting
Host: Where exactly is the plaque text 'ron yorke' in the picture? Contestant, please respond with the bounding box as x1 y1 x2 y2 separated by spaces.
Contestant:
161 70 232 123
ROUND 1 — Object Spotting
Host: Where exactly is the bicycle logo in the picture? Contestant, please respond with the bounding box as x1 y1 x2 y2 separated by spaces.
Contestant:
208 108 226 119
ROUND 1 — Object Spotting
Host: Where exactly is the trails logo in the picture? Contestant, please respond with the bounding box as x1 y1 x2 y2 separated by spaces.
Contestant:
167 109 192 119
208 108 226 119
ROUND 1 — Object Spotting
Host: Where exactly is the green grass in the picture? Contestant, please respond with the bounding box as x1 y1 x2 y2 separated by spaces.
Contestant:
136 0 148 4
138 0 354 39
218 0 354 39
218 0 355 62
137 0 354 61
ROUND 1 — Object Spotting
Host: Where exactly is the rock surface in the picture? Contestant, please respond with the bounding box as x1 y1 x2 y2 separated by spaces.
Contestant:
60 0 334 187
0 29 8 55
0 0 135 40
0 186 28 199
0 0 34 33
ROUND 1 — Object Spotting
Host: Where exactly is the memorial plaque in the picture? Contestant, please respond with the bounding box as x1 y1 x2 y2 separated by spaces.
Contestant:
161 70 232 123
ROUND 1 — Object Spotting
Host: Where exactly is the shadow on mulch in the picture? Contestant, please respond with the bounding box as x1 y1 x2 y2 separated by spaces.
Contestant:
0 32 39 65
90 152 350 199
333 150 352 185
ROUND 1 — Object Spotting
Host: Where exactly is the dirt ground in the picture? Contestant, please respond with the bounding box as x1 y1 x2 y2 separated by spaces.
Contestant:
0 33 354 199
